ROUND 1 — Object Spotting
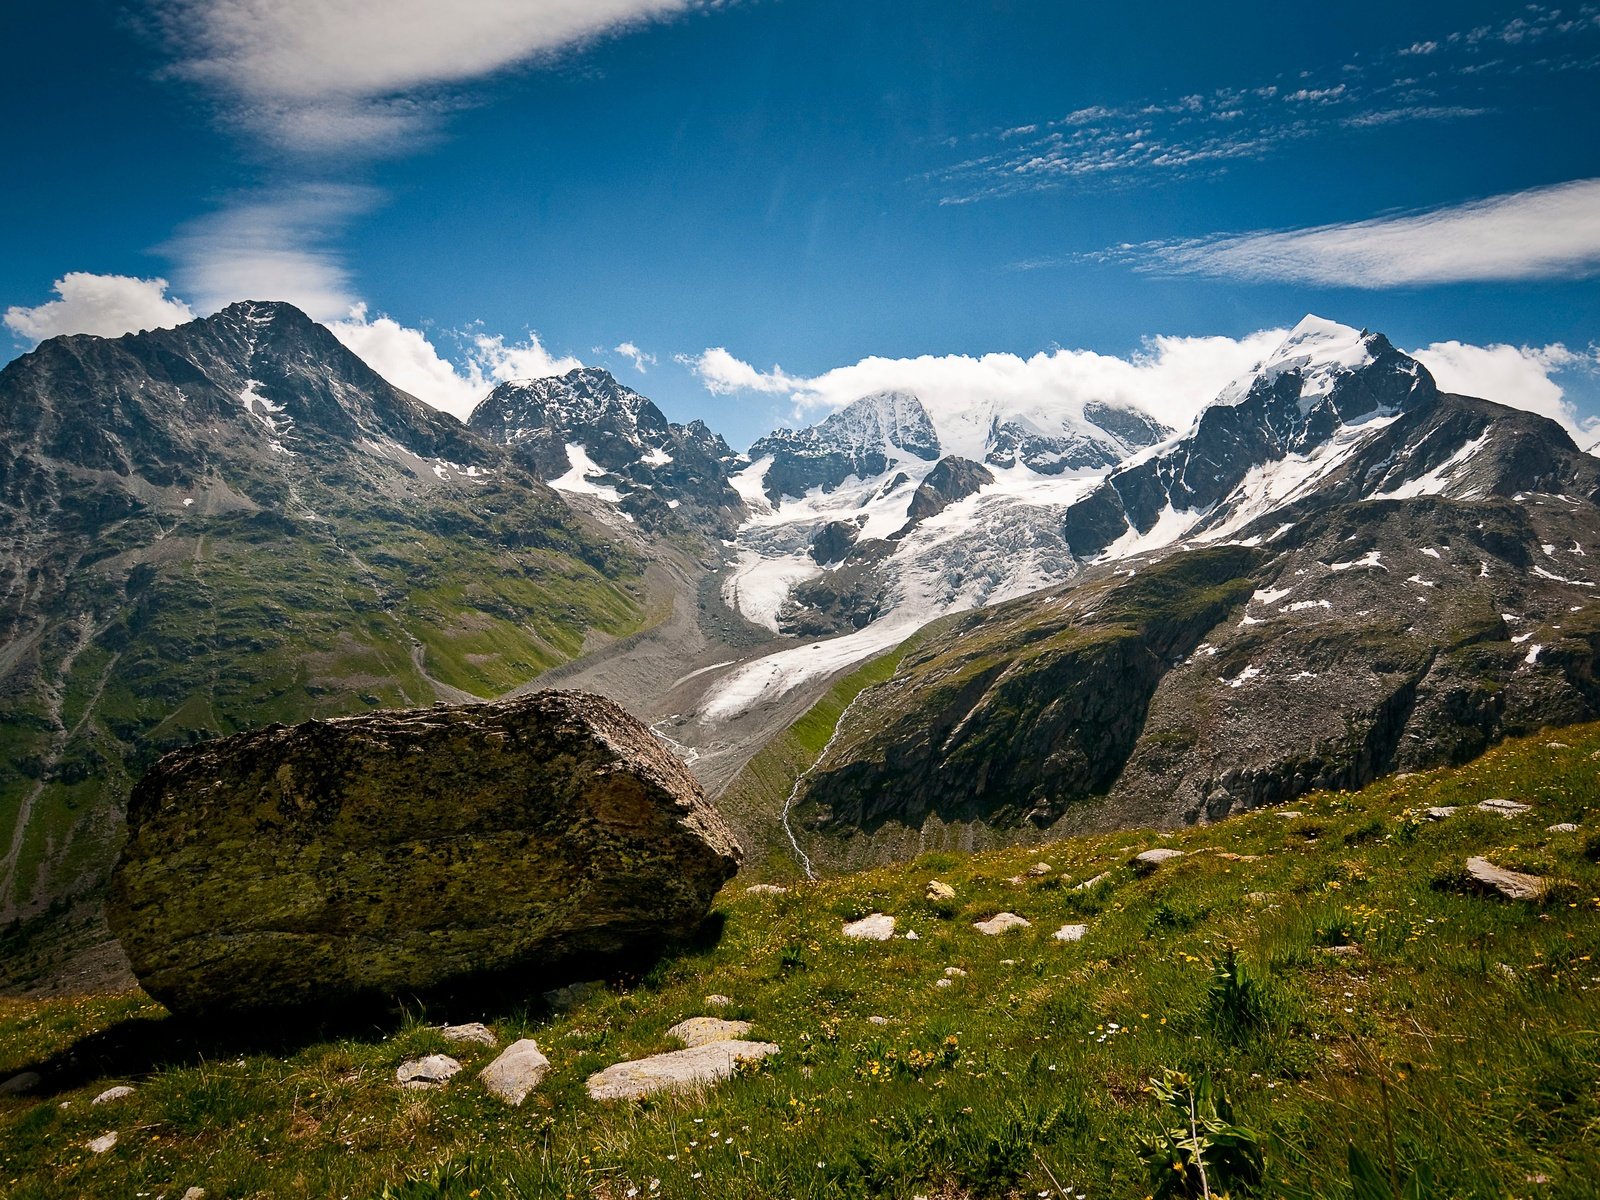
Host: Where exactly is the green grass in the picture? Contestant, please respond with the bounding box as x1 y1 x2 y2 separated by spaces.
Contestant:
2 722 1598 1199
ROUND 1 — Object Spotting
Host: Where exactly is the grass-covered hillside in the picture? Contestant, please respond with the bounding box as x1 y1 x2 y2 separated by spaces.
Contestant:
2 722 1597 1199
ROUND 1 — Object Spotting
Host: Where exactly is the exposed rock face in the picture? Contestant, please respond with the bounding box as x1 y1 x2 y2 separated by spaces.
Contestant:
480 1039 550 1105
810 520 860 565
749 391 940 502
897 456 995 533
106 691 741 1019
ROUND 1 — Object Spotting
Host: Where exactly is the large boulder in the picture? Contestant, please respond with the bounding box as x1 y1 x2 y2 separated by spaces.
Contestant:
106 691 741 1018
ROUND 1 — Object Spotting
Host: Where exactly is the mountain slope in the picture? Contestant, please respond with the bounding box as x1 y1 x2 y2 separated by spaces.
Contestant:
0 302 644 938
469 367 745 535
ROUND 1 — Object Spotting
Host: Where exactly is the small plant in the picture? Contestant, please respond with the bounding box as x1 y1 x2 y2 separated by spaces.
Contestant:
1138 1069 1264 1198
1347 1144 1435 1200
1207 944 1276 1039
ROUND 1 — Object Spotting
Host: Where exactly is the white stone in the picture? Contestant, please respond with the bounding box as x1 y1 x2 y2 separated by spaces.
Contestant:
925 880 956 901
867 1016 892 1026
944 966 967 977
745 883 788 895
1075 872 1110 891
974 912 1031 935
842 913 896 941
1053 923 1088 942
668 1017 753 1047
1465 856 1548 901
586 1040 780 1101
1478 798 1531 818
1025 862 1052 877
934 978 953 988
87 1132 118 1153
1424 806 1458 820
480 1039 550 1105
1275 811 1303 819
92 1085 134 1105
1547 822 1579 834
704 994 733 1009
182 1189 207 1200
440 1022 497 1047
904 930 919 940
1132 848 1185 873
396 1054 462 1090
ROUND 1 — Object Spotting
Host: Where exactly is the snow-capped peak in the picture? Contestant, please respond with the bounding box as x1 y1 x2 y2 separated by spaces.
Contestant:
1217 315 1376 409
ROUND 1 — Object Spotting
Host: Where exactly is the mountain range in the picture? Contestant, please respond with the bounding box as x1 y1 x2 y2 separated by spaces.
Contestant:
3 303 1598 989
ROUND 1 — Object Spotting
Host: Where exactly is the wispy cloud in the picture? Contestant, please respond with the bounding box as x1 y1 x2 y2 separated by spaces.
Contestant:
1097 178 1600 287
612 341 657 373
930 4 1600 202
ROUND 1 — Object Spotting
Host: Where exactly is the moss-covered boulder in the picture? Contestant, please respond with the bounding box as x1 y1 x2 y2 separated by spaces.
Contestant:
106 691 741 1019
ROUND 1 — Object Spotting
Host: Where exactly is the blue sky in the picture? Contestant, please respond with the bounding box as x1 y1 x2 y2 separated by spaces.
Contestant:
3 0 1599 447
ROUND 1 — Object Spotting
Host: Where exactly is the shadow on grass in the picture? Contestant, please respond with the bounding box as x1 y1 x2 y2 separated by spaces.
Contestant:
8 912 731 1097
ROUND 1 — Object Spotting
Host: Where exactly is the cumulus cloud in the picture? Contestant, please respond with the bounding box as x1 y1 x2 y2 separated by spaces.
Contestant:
1413 340 1600 439
156 0 705 154
4 273 196 343
329 305 581 419
685 332 1288 441
1117 179 1600 287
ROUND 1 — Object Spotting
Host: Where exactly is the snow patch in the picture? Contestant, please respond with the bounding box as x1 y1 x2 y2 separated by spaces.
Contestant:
551 443 625 503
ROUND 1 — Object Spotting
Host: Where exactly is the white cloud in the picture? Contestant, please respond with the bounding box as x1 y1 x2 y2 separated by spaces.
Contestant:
613 341 656 373
1412 340 1599 438
166 184 373 320
4 273 195 343
680 347 800 395
329 305 581 419
684 332 1288 440
157 0 704 154
1125 179 1600 287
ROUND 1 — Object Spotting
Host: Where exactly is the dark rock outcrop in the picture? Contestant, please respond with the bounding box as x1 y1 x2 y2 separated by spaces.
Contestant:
896 456 995 534
106 691 741 1018
810 520 860 565
749 391 940 502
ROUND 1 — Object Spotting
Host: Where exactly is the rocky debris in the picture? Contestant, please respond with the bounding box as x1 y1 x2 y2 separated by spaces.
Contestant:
0 1071 41 1096
867 1016 892 1026
974 912 1031 935
943 967 968 978
811 520 860 565
925 880 956 902
842 913 896 941
1424 807 1458 821
1025 862 1053 877
1318 944 1364 957
87 1132 118 1154
1275 812 1304 819
668 1017 753 1047
704 994 733 1009
1132 848 1185 874
1053 924 1088 942
745 883 789 896
1075 872 1110 891
1547 823 1580 834
441 1023 497 1047
545 981 605 1011
586 1040 780 1101
1478 798 1531 818
91 1085 134 1105
1546 742 1571 750
1465 856 1549 901
480 1040 550 1106
107 691 740 1019
397 1055 462 1090
934 978 954 989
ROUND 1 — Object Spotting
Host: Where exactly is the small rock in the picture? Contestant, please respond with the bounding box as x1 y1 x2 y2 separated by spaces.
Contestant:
87 1132 118 1154
704 994 733 1009
396 1054 462 1090
1053 923 1088 942
1132 848 1185 874
1318 944 1364 957
0 1071 41 1096
1546 742 1570 750
1495 962 1518 980
842 913 896 941
440 1022 497 1047
1478 798 1531 818
92 1085 135 1105
1075 872 1110 891
1424 806 1458 821
904 929 919 940
1547 822 1579 834
586 1040 780 1101
668 1017 753 1047
1465 856 1548 901
924 880 956 901
1025 862 1052 877
934 978 953 988
544 980 603 1010
745 883 788 896
974 912 1031 935
943 966 967 977
1214 852 1261 862
1245 891 1275 903
480 1039 550 1105
1275 811 1303 819
182 1190 207 1200
867 1016 892 1026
